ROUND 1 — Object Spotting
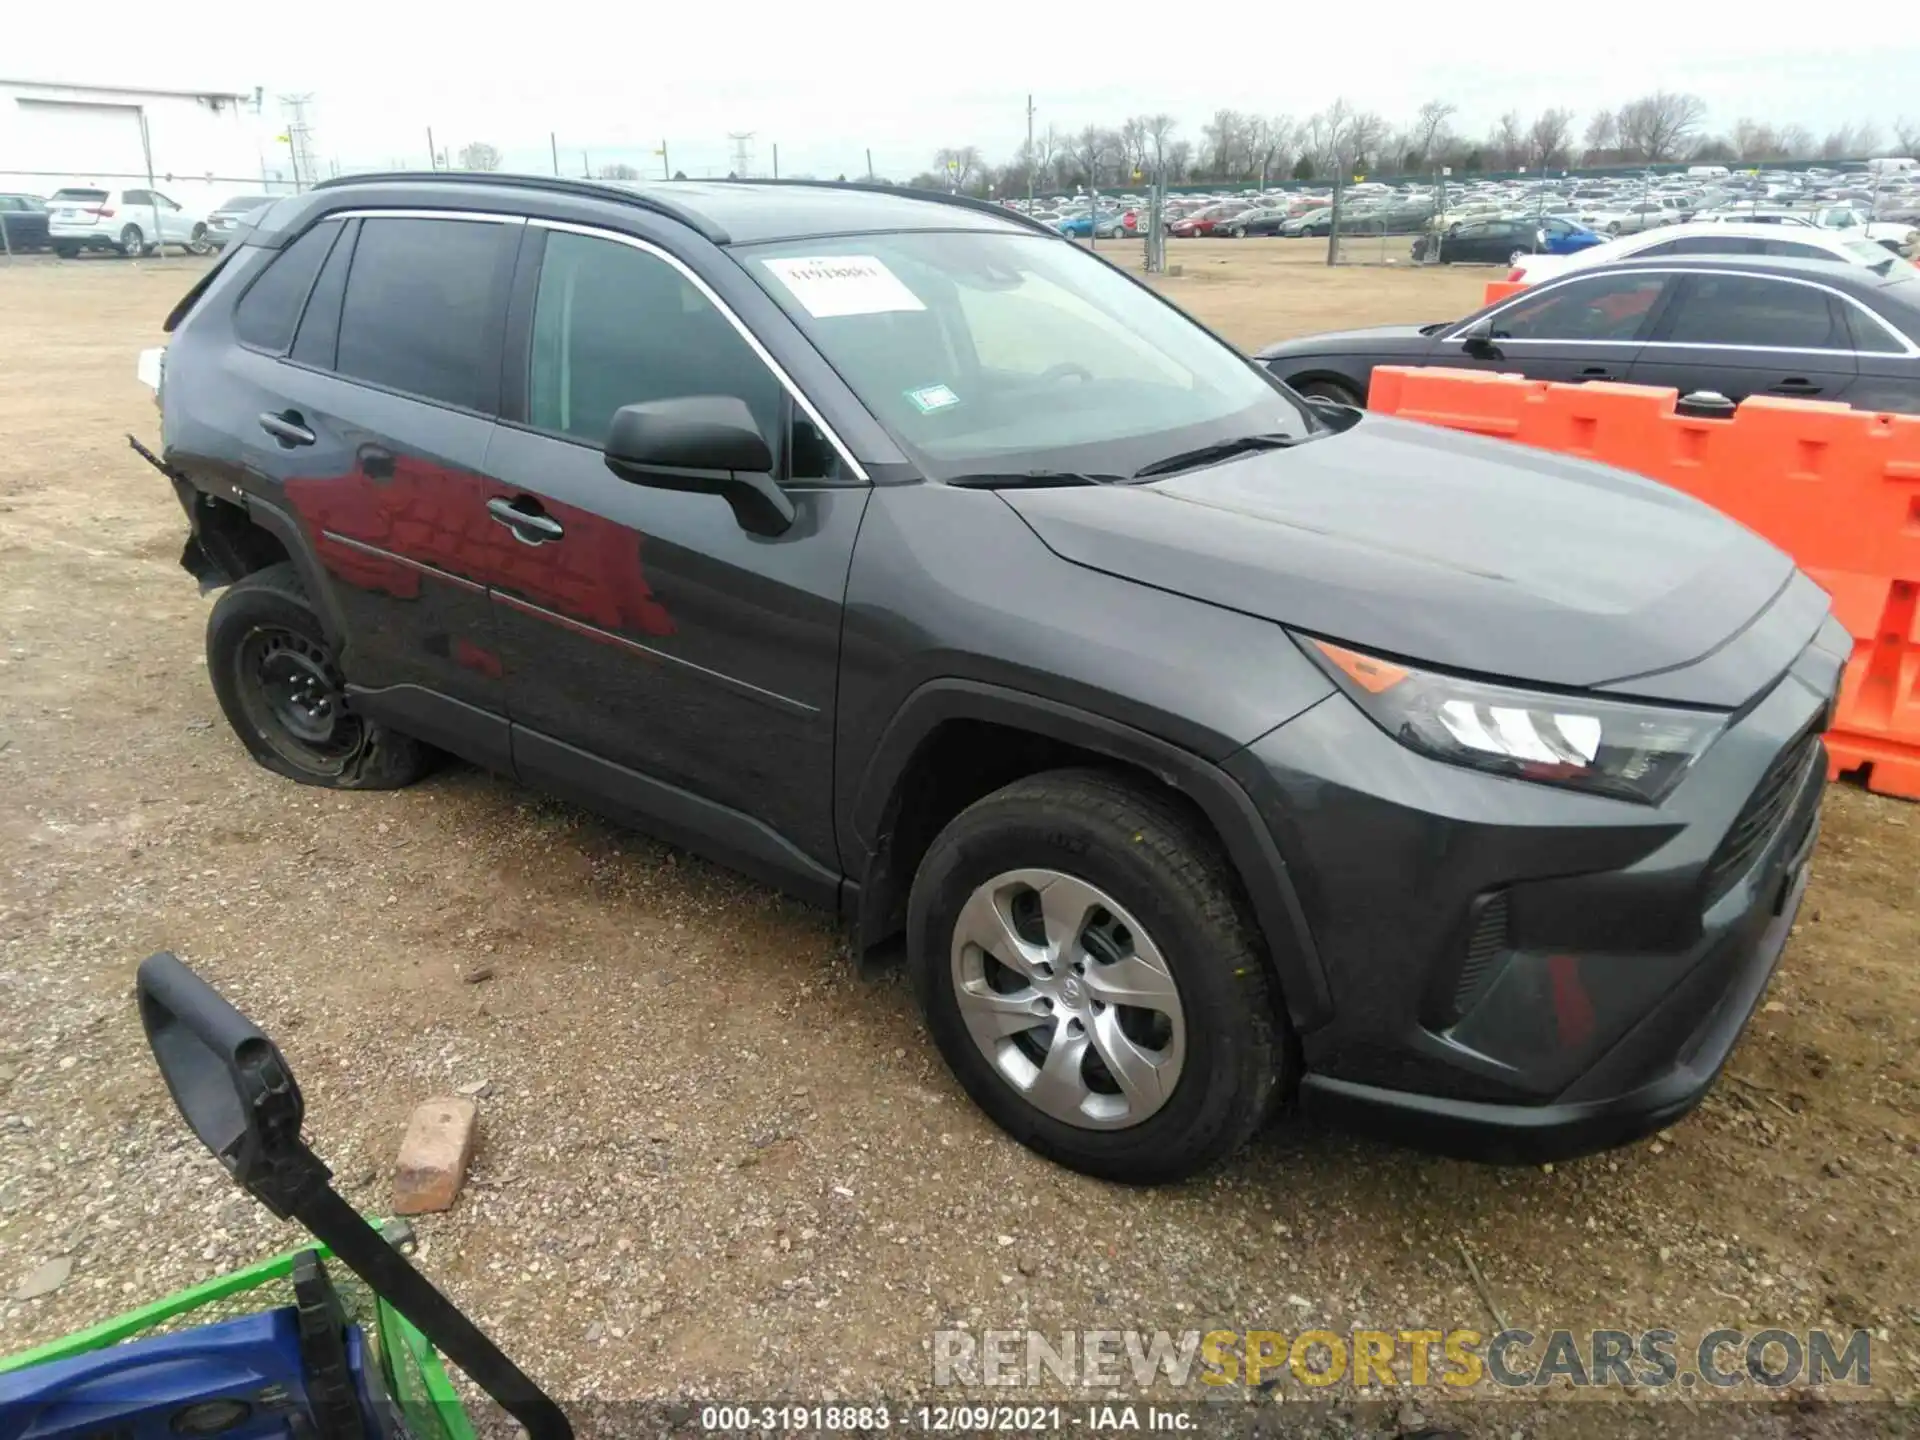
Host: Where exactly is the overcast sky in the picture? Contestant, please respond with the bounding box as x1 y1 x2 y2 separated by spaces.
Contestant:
26 2 1920 180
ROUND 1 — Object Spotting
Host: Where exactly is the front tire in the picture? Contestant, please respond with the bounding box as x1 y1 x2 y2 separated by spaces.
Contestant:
206 563 435 790
117 224 146 256
908 769 1288 1184
1293 376 1362 407
54 242 79 259
187 223 212 255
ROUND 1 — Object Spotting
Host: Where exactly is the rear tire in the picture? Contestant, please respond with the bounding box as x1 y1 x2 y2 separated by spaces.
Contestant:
117 224 145 256
206 563 435 790
54 242 79 259
187 223 211 255
908 769 1289 1184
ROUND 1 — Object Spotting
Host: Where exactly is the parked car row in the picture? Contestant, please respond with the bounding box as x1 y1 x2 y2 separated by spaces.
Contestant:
0 189 289 258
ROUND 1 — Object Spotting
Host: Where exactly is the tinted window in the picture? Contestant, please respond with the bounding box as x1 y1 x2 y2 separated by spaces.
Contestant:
1490 274 1667 341
233 219 342 354
1839 299 1908 355
51 188 106 202
1653 236 1761 256
335 218 509 411
1663 275 1843 348
528 230 792 465
291 220 356 369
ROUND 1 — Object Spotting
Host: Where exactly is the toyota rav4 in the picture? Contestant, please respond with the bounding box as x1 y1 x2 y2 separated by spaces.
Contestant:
134 174 1848 1183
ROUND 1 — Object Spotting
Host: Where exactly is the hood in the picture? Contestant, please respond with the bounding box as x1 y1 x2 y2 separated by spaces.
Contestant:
1256 323 1435 358
999 414 1807 701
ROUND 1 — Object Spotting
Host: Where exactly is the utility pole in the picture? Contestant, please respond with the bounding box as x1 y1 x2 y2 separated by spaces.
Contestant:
550 133 560 176
1026 93 1036 208
866 148 874 182
772 143 779 179
425 126 437 170
658 141 670 179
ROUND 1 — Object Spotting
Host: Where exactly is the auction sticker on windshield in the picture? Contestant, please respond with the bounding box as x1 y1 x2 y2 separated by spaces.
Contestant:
761 255 927 318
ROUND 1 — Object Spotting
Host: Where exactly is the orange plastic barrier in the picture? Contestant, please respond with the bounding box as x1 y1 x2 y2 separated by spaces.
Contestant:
1482 280 1527 306
1367 367 1920 800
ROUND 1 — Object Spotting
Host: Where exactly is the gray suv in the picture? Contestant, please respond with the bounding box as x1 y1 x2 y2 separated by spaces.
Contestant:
135 174 1847 1182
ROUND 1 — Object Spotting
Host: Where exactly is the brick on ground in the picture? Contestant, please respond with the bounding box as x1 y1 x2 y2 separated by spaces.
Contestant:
392 1096 479 1215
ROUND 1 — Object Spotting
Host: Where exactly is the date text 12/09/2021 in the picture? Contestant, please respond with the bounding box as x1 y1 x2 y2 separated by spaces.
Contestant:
700 1404 1194 1432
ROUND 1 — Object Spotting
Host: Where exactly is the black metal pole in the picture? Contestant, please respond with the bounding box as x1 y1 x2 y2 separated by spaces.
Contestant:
291 1185 572 1440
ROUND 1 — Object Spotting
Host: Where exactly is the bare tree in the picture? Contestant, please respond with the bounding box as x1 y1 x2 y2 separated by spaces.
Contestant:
1895 118 1920 155
457 140 502 171
1492 111 1527 169
1165 138 1193 183
1252 115 1296 185
1409 99 1457 169
1732 117 1782 162
1032 125 1063 191
1776 124 1814 160
1119 117 1149 180
1615 91 1707 162
934 145 983 190
595 160 639 180
1202 109 1250 179
1144 113 1178 180
1529 108 1575 169
1073 126 1116 187
1582 108 1619 161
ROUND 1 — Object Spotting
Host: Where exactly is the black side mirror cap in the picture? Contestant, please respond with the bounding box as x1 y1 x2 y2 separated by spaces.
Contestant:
137 951 325 1217
604 397 794 537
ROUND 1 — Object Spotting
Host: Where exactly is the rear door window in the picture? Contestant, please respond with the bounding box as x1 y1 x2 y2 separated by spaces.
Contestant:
332 217 517 412
233 220 343 354
1660 275 1846 348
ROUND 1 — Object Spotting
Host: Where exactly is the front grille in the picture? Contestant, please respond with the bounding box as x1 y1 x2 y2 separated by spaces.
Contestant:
1702 729 1818 904
1452 889 1511 1015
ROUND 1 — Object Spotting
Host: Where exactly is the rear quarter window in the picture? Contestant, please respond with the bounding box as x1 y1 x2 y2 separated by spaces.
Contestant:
233 220 345 354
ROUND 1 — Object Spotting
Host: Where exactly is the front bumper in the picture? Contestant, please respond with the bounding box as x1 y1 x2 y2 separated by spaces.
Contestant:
1227 622 1847 1163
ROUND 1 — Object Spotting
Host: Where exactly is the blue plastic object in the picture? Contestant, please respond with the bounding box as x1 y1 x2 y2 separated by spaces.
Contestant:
0 1305 361 1439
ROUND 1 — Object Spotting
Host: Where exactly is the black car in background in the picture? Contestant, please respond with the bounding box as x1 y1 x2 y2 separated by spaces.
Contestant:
1259 254 1920 413
1414 215 1598 265
0 193 51 251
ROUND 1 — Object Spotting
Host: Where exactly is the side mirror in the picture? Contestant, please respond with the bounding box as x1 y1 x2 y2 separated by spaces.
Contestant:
604 396 795 537
1458 316 1496 350
137 951 316 1218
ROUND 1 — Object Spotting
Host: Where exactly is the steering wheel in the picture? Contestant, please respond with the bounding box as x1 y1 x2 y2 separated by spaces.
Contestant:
1038 361 1094 384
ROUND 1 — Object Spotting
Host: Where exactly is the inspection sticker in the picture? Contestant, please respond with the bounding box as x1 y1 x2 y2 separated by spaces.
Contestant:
761 255 926 318
905 383 960 413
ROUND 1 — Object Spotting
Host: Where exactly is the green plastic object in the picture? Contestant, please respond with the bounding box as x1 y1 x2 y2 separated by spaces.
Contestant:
0 1224 476 1439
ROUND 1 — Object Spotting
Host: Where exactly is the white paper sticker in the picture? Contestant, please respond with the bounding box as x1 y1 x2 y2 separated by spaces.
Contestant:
761 255 926 318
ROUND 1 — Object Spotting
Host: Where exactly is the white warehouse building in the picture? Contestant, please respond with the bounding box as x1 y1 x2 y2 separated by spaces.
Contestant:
0 77 290 215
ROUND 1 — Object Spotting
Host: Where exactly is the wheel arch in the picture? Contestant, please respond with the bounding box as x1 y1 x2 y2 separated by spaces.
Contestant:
847 678 1332 1031
1281 368 1367 407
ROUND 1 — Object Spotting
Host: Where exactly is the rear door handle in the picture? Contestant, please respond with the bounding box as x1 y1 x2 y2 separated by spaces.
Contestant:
487 496 564 545
1576 366 1617 381
1770 379 1822 396
258 411 315 447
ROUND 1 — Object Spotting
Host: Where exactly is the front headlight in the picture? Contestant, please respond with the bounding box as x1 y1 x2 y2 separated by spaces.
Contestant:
1301 637 1726 804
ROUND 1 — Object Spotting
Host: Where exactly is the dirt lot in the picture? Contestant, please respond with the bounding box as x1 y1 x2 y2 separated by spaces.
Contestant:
1 241 1917 1433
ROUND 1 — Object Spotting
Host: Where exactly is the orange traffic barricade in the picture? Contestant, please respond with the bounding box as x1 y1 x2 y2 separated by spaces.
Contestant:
1366 367 1920 801
1482 279 1527 306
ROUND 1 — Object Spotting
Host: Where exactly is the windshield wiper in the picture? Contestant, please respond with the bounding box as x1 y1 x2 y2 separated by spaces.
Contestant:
1130 432 1304 480
946 470 1125 489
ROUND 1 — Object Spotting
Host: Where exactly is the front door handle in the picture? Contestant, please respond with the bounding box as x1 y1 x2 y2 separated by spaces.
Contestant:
487 496 564 545
1770 379 1822 396
1576 366 1617 381
258 411 315 447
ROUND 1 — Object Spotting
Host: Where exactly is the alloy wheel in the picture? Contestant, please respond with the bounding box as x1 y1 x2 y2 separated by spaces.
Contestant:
949 868 1185 1130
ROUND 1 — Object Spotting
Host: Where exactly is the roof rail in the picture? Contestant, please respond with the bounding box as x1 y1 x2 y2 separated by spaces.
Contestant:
307 171 730 243
713 177 1061 238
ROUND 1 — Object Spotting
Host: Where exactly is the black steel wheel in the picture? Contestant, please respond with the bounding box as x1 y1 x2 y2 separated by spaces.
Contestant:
206 563 434 789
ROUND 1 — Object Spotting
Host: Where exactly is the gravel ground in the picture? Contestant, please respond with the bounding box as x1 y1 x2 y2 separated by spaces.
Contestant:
1 247 1917 1437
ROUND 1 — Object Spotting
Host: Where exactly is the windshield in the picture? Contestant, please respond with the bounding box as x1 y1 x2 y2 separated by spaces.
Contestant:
51 188 107 202
219 195 276 211
737 231 1306 477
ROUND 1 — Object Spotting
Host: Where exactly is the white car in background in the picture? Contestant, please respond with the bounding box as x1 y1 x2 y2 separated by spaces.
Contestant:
46 186 211 258
1507 220 1918 284
1693 205 1920 255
